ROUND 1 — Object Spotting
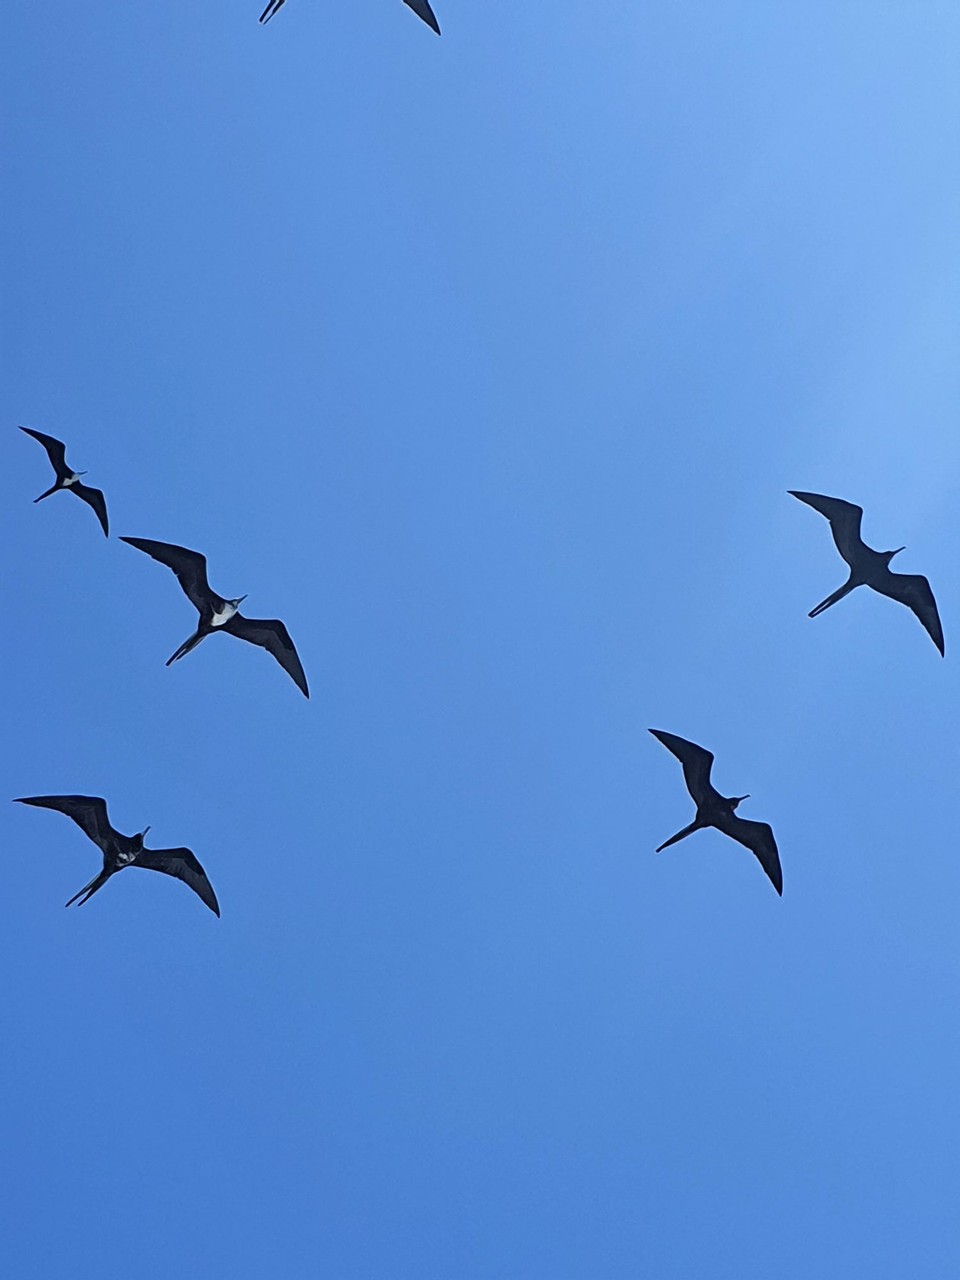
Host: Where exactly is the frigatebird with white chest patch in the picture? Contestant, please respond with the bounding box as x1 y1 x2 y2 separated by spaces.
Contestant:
120 536 309 698
14 794 220 916
19 426 109 537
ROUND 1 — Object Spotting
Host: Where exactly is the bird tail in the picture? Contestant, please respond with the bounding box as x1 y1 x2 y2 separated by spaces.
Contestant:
65 870 111 908
166 628 206 666
809 579 857 618
34 482 60 503
655 820 702 853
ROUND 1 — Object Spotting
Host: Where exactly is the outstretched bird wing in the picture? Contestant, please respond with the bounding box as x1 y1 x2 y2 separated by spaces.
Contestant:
873 571 945 656
72 483 109 537
222 614 309 698
713 811 783 895
405 0 441 34
19 426 70 479
15 794 114 852
134 847 221 917
649 729 715 806
120 538 216 613
789 491 866 567
258 0 285 21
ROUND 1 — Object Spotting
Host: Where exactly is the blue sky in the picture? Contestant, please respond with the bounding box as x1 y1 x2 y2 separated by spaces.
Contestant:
3 3 960 1276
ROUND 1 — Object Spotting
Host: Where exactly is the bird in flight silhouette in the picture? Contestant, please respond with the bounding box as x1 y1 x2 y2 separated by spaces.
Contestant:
15 795 220 916
790 491 943 655
19 426 109 537
649 730 782 895
121 537 309 698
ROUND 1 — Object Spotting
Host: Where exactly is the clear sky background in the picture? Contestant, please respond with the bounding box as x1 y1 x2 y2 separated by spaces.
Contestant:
3 3 960 1277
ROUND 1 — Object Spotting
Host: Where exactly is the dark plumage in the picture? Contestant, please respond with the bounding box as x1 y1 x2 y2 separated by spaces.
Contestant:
15 795 219 916
258 0 440 35
19 426 109 536
120 536 309 698
790 490 943 655
649 730 782 895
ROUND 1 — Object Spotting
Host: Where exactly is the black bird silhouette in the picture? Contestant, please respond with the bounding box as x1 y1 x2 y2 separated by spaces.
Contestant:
258 0 440 34
649 730 782 895
120 536 309 698
790 490 943 655
15 795 220 915
19 426 109 537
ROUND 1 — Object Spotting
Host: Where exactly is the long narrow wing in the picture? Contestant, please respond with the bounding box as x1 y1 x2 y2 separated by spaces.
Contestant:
259 0 285 21
649 729 715 805
72 483 109 537
404 0 441 34
223 614 309 698
19 426 70 479
714 812 783 895
874 571 945 656
15 795 113 852
789 491 866 567
134 847 221 917
120 537 215 613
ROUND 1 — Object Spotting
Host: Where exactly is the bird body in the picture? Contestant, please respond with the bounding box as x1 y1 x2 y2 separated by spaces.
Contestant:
120 536 309 697
211 599 243 627
15 795 220 916
258 0 441 35
790 490 943 655
649 729 782 895
19 426 109 537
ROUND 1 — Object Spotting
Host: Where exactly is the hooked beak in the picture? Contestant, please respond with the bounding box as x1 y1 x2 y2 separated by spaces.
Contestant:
891 546 906 558
141 826 151 838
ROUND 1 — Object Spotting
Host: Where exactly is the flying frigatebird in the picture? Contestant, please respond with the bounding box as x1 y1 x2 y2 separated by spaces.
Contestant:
14 795 220 916
789 490 943 655
19 426 109 537
258 0 440 34
120 536 309 698
649 729 782 895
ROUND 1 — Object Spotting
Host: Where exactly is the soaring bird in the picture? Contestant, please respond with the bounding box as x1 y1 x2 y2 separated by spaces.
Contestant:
120 536 309 698
789 490 943 655
19 426 109 537
258 0 440 35
15 795 220 916
649 729 782 895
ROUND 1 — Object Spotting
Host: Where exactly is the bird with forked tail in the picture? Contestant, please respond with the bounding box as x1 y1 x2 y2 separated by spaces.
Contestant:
14 795 220 916
120 536 309 698
649 730 782 895
790 490 943 655
19 426 109 537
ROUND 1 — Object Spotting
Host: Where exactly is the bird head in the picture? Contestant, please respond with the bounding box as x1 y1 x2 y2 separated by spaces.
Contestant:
730 795 750 810
231 595 248 609
884 546 906 564
136 825 151 850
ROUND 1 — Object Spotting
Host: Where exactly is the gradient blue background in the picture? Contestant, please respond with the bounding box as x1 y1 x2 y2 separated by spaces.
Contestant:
3 3 959 1276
